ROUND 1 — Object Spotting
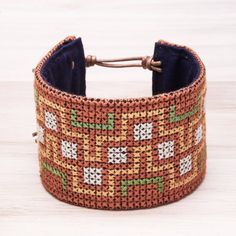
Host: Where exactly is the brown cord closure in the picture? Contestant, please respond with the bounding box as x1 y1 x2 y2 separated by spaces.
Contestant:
32 132 38 143
85 56 162 72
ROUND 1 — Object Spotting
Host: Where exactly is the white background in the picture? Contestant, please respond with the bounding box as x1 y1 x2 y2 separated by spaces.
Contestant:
1 0 236 98
0 1 236 236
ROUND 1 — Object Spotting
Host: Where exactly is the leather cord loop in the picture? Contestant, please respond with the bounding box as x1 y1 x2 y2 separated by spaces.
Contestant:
85 55 162 72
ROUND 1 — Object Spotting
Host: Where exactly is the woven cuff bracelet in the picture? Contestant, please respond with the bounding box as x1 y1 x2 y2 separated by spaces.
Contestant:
33 36 207 210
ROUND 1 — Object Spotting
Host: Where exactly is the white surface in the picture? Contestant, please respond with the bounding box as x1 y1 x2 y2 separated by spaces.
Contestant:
0 1 236 235
1 0 236 87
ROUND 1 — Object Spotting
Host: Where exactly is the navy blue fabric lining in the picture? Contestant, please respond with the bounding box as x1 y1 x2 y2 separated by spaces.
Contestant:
152 42 199 95
41 38 199 97
41 37 86 96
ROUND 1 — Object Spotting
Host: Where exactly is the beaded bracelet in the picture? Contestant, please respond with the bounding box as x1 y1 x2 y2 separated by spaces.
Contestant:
33 36 207 210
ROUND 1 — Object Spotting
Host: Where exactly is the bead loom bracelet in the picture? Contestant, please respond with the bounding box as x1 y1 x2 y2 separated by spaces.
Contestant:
33 36 207 210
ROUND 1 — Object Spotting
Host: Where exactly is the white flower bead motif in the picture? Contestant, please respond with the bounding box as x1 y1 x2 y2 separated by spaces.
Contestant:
45 111 57 131
158 140 174 159
84 167 102 185
108 147 128 164
134 122 153 141
61 140 77 159
180 155 192 176
195 124 203 145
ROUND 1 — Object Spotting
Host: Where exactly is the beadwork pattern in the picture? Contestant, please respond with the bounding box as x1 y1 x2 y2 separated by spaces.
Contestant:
34 36 207 210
